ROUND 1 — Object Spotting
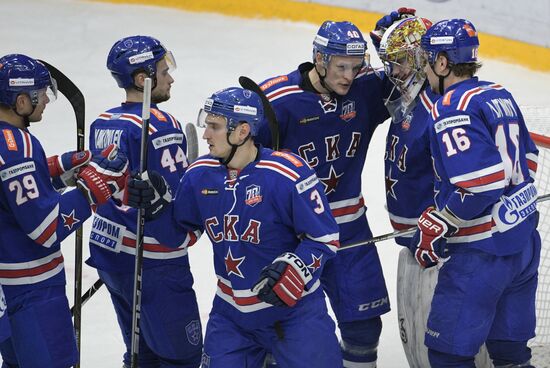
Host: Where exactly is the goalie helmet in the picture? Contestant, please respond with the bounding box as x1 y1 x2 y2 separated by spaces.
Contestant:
198 87 264 137
313 21 367 63
421 19 479 66
106 35 176 89
379 17 432 107
0 54 57 107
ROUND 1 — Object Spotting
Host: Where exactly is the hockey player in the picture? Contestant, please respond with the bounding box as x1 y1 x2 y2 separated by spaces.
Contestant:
414 19 540 367
86 36 203 368
256 20 394 367
0 54 128 367
125 87 343 367
372 12 441 368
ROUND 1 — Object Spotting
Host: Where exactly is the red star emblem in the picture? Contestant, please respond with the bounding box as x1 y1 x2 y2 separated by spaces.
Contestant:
319 165 343 195
61 210 80 230
308 254 323 273
455 187 473 202
385 167 398 200
224 248 245 278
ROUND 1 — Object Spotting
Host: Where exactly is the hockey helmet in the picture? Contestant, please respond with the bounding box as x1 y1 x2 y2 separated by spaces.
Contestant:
421 19 479 66
313 21 367 63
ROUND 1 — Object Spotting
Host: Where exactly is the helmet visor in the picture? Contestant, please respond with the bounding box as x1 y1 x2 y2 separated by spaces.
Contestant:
164 51 177 73
197 109 228 131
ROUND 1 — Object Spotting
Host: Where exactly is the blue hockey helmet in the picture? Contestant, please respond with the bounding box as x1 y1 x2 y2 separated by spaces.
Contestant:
197 87 264 137
0 54 57 107
421 19 479 65
106 35 176 89
313 21 367 62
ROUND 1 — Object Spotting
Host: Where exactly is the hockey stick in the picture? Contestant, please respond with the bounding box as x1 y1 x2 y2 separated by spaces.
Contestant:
338 192 550 251
130 77 152 368
70 279 103 316
185 123 199 162
238 76 280 150
38 60 85 368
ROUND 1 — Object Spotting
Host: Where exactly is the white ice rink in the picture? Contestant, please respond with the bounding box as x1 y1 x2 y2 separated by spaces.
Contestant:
1 0 550 366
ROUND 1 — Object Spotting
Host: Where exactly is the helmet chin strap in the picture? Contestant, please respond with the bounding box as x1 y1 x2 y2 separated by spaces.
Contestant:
314 62 335 95
429 62 452 95
220 132 251 166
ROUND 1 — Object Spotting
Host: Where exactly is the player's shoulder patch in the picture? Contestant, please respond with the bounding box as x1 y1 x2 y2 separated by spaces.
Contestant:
150 108 167 122
260 75 289 91
270 151 303 168
2 129 18 151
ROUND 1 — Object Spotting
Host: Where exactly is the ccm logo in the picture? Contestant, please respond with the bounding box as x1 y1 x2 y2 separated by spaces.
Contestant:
418 217 442 232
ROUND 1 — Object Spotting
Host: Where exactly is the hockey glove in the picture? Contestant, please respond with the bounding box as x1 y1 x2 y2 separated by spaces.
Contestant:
369 7 416 51
76 144 129 206
252 252 313 307
124 171 172 220
412 207 459 268
47 150 92 190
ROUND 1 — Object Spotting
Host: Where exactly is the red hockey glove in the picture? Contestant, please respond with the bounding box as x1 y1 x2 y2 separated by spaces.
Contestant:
252 253 313 307
124 170 172 220
370 7 417 51
412 208 458 268
47 150 92 190
76 144 129 206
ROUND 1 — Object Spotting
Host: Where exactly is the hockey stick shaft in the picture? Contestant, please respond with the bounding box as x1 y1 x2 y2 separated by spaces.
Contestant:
38 60 85 368
130 78 152 368
238 76 280 150
70 279 104 316
338 193 550 251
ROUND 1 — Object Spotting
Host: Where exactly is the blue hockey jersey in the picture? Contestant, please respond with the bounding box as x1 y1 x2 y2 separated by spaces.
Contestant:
87 103 198 273
385 88 438 246
0 122 92 299
429 78 539 256
257 62 392 242
146 147 340 328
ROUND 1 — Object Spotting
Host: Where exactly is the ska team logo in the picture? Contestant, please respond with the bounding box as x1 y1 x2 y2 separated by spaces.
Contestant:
245 184 263 207
186 320 202 346
340 100 356 122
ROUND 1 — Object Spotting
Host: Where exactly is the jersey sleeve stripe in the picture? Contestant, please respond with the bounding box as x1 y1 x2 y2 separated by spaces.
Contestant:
526 152 538 179
166 112 181 130
0 250 64 285
449 162 505 185
431 101 440 120
256 160 299 181
305 232 340 252
457 83 504 111
27 204 59 247
266 86 303 102
0 154 4 166
20 130 32 158
419 90 433 113
98 112 158 134
187 159 221 171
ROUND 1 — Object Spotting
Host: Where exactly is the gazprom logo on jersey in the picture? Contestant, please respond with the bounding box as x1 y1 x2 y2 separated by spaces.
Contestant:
9 78 34 87
128 51 154 65
233 105 257 116
245 184 262 207
296 173 319 194
152 133 184 150
434 115 470 133
492 183 538 232
0 161 36 181
430 36 454 45
90 215 125 252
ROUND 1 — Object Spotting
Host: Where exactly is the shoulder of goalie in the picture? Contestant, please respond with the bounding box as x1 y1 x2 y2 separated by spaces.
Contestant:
252 252 315 307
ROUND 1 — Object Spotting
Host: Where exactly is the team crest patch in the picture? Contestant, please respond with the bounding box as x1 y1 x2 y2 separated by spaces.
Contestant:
318 95 337 114
340 100 356 122
245 184 262 206
61 210 80 231
186 320 202 346
401 113 412 131
200 353 210 368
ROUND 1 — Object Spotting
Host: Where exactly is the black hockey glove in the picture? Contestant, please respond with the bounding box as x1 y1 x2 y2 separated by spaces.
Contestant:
252 253 312 307
370 7 416 51
124 170 172 220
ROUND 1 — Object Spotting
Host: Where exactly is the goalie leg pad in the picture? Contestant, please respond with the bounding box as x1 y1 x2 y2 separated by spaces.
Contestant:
339 318 381 367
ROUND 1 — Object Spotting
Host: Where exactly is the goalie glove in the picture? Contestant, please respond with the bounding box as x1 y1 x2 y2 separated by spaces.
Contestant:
76 144 129 206
370 7 417 51
47 150 92 190
252 252 313 307
412 207 459 268
124 170 172 220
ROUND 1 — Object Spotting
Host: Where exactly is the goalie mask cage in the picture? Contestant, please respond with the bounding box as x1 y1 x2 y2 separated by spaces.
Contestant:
525 106 550 367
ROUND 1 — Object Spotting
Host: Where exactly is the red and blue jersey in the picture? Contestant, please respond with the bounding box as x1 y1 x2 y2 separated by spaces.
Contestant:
256 62 392 242
87 102 198 273
384 87 438 245
429 78 539 255
147 147 340 327
0 122 92 298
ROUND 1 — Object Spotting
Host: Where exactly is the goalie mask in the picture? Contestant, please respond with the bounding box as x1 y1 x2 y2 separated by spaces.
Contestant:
379 17 432 121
